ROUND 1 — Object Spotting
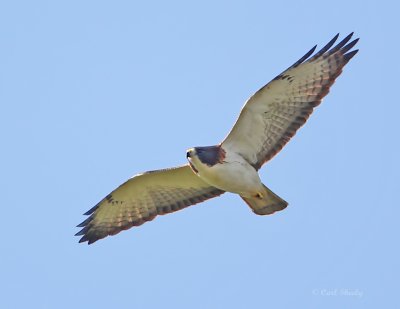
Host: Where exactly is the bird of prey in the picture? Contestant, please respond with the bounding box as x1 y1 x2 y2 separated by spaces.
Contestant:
76 33 359 244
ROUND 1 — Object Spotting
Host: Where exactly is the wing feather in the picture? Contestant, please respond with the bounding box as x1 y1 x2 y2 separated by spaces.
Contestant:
76 165 224 244
222 33 359 170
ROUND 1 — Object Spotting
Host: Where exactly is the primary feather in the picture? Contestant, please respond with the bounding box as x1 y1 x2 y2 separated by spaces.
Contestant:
76 165 224 244
76 33 359 244
222 33 358 169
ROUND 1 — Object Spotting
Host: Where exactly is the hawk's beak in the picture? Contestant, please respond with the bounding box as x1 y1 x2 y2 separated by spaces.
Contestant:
187 148 195 159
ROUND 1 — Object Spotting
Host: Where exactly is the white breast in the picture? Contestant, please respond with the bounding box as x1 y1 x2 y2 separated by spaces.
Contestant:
190 149 263 196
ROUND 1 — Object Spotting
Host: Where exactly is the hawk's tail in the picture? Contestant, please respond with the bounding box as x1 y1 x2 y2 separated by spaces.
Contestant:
241 184 288 215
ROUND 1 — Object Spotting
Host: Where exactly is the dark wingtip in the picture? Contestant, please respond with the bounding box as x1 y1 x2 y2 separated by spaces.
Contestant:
343 32 354 42
343 49 359 62
87 239 97 245
76 217 92 228
77 201 102 243
77 234 99 244
75 216 106 244
78 236 89 243
341 38 360 54
76 236 95 244
292 44 317 68
326 32 354 55
309 33 339 60
83 203 99 216
306 32 359 66
75 226 88 236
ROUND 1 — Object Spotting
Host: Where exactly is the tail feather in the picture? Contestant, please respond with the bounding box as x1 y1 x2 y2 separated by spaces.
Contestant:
241 184 288 215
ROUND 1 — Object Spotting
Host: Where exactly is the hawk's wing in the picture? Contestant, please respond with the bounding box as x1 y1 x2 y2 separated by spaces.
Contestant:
76 165 224 244
222 33 359 170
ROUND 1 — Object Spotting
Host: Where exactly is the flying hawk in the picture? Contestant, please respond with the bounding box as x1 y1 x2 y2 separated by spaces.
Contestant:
76 33 359 244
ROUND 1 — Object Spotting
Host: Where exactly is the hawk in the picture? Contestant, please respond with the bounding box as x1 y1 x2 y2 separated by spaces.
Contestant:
76 33 359 244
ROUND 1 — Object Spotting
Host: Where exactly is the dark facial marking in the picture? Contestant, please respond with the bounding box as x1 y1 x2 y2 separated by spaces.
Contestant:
195 146 226 167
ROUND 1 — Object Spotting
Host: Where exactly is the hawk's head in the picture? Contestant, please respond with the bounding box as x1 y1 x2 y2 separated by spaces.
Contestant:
186 145 226 174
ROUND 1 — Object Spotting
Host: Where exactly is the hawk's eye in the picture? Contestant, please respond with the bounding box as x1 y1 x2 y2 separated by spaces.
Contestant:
186 151 191 158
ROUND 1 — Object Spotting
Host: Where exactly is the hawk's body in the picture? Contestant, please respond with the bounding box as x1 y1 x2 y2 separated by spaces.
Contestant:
187 145 262 197
76 33 359 244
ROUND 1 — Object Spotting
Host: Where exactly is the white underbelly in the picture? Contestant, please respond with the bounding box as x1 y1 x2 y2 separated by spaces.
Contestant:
196 160 262 196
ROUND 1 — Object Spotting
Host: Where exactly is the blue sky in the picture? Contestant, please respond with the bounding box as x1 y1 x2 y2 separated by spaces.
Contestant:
1 1 398 308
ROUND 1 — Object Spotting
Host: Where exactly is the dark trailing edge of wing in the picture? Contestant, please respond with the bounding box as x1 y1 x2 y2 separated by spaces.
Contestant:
255 33 359 170
76 34 359 243
274 32 359 80
75 187 225 244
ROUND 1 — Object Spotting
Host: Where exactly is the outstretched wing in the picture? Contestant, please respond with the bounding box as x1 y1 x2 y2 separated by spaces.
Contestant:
222 33 359 170
76 165 224 244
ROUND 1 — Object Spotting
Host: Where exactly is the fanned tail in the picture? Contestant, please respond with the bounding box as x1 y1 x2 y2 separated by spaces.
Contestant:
241 184 288 215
